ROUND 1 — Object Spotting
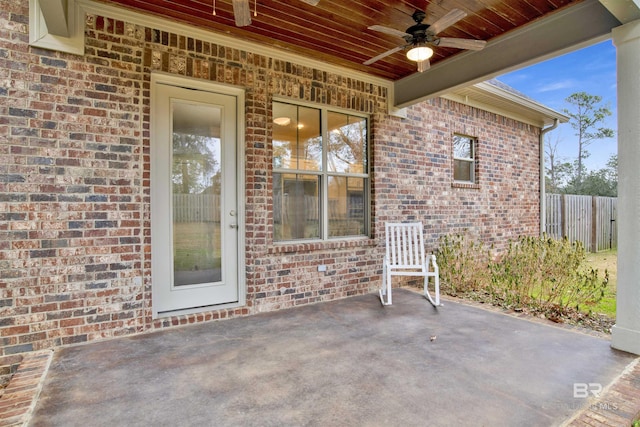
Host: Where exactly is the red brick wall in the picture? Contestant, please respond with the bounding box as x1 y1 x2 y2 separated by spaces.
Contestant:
373 99 541 249
0 1 540 354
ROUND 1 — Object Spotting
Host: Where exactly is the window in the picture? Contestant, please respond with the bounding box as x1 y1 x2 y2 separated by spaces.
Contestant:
273 101 368 241
453 134 476 183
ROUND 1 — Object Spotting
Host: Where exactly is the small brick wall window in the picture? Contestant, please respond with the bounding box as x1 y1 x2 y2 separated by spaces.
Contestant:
273 101 369 241
453 134 477 183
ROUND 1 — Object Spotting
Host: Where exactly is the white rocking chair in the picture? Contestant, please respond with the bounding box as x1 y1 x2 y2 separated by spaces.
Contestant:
380 222 441 307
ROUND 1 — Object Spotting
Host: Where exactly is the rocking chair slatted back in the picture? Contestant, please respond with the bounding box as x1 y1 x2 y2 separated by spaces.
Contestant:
386 222 425 270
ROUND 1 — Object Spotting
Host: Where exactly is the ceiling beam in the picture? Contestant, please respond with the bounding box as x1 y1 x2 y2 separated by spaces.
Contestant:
37 0 70 37
393 0 622 109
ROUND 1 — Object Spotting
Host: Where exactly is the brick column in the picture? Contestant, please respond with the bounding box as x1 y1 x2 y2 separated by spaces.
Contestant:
611 19 640 356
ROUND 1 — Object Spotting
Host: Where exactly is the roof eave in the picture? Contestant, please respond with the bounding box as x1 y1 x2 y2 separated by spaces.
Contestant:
442 81 569 128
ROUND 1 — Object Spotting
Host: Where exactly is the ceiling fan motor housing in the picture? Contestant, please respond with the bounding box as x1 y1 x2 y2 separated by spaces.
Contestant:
405 10 433 44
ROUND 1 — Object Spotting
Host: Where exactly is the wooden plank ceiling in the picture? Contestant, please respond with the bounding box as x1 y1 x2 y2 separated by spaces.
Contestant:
97 0 580 80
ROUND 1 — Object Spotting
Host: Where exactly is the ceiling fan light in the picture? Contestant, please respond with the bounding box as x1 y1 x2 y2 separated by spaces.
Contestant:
406 44 433 62
273 117 291 126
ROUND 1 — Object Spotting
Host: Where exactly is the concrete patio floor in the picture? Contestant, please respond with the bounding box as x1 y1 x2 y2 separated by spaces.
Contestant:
30 289 637 426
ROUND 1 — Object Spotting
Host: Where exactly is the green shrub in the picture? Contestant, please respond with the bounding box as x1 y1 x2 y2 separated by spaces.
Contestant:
435 233 490 294
435 234 608 313
488 236 607 311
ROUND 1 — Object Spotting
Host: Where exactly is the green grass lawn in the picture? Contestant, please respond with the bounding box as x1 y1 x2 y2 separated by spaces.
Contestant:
583 249 617 318
173 222 221 271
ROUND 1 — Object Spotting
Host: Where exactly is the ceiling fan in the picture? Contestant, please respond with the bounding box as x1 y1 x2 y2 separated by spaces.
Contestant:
364 9 486 72
229 0 320 27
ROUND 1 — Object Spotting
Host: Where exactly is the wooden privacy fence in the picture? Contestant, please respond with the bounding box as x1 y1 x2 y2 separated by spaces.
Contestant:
545 194 617 252
173 194 220 222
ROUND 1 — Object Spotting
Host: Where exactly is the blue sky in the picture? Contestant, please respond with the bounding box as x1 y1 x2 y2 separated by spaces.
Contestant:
497 40 617 171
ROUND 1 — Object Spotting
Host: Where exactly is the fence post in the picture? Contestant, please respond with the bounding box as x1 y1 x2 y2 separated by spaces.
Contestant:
561 194 567 238
591 196 597 253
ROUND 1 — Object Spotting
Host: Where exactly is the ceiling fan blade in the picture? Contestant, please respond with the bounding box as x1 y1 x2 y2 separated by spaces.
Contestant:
300 0 320 5
429 9 467 35
437 37 486 50
368 25 410 39
232 0 252 27
363 46 404 65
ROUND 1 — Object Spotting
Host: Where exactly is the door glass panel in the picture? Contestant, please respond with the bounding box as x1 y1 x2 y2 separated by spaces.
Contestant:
172 101 222 286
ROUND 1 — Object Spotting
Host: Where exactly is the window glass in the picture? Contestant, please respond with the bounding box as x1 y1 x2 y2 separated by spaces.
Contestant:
273 173 320 240
273 101 368 241
273 103 322 171
328 176 365 237
453 135 472 159
454 159 473 182
453 134 476 183
327 112 367 174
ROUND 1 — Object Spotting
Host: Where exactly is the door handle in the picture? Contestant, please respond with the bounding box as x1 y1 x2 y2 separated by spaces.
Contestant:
229 224 238 229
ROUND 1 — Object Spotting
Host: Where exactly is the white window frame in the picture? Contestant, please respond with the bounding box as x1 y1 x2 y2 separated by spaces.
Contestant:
453 134 476 184
272 99 370 242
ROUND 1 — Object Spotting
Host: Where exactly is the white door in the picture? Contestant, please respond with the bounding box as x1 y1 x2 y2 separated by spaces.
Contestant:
152 79 240 315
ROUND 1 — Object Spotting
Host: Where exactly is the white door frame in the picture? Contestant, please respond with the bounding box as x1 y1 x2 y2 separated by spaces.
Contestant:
150 72 246 318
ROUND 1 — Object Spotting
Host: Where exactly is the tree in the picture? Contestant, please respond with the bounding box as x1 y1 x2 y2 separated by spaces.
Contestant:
562 92 614 190
544 133 573 193
326 116 367 173
605 154 618 186
576 170 616 196
172 132 219 195
563 154 617 196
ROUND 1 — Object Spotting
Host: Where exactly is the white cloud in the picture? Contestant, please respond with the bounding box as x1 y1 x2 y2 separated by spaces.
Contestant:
536 80 577 92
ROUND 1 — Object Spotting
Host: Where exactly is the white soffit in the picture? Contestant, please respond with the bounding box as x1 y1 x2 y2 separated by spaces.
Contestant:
442 83 569 128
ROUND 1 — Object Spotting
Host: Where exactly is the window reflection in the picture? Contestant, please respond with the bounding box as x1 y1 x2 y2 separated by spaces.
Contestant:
272 101 369 241
273 173 320 240
328 176 365 237
171 101 222 286
273 103 322 171
327 112 367 174
453 134 476 183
